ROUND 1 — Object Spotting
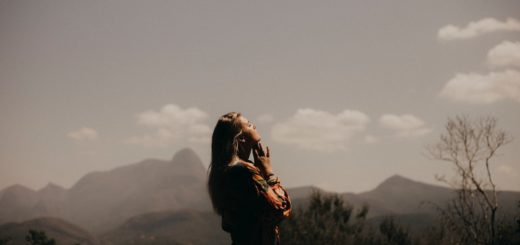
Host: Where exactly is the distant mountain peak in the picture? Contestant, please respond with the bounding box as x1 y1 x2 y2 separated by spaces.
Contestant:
385 174 413 183
44 182 63 188
172 147 197 158
39 182 66 193
368 174 451 196
2 184 35 194
376 174 417 189
171 148 203 166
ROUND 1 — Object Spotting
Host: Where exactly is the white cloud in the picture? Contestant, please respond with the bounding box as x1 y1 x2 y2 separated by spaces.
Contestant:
271 109 370 152
379 114 432 137
257 114 275 123
438 17 520 41
487 41 520 68
439 70 520 104
67 127 99 141
124 104 211 147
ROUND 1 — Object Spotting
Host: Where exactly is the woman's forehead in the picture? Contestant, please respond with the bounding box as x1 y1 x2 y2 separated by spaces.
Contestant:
237 116 249 124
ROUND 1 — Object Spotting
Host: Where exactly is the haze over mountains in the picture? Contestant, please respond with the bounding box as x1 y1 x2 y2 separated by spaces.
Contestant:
0 148 210 234
0 148 518 244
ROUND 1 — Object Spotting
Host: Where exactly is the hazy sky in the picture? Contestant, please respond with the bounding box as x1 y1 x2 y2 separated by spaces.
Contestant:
1 0 519 193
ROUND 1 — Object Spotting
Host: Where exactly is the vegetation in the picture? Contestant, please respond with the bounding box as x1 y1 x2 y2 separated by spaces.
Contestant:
0 236 11 245
280 191 415 245
280 189 519 245
280 191 370 245
0 229 86 245
25 230 56 245
378 217 413 245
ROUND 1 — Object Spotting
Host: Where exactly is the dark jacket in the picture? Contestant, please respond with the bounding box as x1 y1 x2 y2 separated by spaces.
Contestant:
221 161 292 245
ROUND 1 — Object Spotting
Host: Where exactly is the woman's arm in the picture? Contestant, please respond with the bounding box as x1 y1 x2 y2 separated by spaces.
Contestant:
241 162 292 226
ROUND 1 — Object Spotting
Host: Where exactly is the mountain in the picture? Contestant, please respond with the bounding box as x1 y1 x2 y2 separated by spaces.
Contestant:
0 148 211 234
353 175 519 217
33 183 68 218
1 151 519 241
0 185 40 224
353 174 455 216
287 185 327 198
101 209 230 245
38 182 67 201
63 148 210 234
95 173 520 244
286 175 520 219
0 217 99 245
98 174 520 245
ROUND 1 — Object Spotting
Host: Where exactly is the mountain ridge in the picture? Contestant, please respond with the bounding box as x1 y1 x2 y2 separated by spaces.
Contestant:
1 149 519 236
0 147 211 234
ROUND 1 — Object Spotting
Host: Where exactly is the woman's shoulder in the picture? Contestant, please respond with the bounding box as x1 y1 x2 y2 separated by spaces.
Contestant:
226 160 260 176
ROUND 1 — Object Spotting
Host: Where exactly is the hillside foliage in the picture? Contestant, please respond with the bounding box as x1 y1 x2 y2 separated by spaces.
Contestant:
280 190 519 245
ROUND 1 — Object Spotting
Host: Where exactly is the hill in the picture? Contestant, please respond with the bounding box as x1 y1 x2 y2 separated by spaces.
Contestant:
1 149 519 242
0 217 99 245
63 148 210 233
101 210 230 245
287 175 520 218
97 174 519 244
0 148 211 234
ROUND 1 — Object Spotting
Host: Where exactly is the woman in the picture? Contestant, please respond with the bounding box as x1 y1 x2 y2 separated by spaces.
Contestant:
207 112 292 245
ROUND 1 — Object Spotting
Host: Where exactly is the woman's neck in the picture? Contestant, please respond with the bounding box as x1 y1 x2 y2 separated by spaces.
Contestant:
237 143 252 162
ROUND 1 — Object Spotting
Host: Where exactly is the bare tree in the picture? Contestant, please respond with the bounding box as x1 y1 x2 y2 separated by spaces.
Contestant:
427 115 512 245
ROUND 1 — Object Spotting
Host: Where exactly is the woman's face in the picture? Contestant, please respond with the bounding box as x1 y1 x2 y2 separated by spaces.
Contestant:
237 116 261 145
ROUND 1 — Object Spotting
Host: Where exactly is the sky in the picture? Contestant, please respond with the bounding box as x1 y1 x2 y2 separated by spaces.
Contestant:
1 0 519 193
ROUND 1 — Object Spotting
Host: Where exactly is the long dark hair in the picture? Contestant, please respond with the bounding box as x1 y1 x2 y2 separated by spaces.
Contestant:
207 112 243 215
